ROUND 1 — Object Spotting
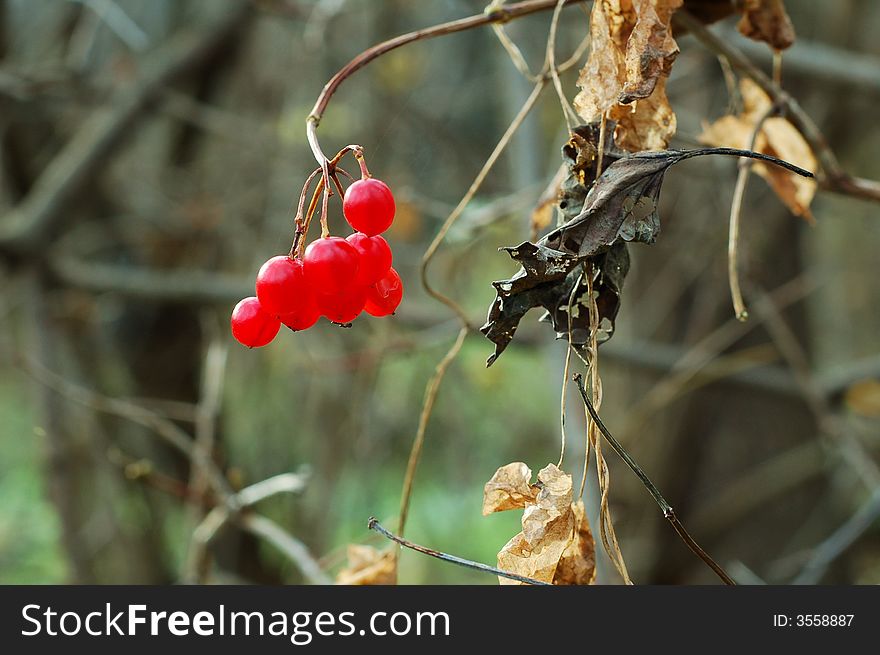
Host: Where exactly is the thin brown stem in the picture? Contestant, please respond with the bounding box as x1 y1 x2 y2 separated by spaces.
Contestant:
421 80 547 327
397 327 467 536
369 518 551 585
291 166 323 255
295 177 326 257
727 104 777 321
573 374 736 586
306 0 588 130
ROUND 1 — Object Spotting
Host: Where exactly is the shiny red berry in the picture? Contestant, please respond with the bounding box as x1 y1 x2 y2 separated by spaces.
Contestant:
231 297 280 347
303 237 360 294
317 285 367 324
255 255 312 316
280 299 321 331
364 267 403 317
346 232 392 286
342 178 395 236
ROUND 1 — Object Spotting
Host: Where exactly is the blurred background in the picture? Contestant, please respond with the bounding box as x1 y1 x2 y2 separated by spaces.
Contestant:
0 0 878 585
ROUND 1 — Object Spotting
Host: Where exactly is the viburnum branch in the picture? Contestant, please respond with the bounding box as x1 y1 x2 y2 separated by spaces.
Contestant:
369 517 552 585
573 374 736 586
306 0 588 131
304 0 589 216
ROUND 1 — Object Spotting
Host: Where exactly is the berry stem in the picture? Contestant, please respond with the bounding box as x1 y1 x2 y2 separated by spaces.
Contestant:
329 172 347 201
319 179 331 239
292 144 366 253
291 166 324 256
354 149 371 179
296 177 326 257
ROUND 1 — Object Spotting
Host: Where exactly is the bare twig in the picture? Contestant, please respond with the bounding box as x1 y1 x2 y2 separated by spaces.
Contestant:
792 489 880 585
0 3 251 254
239 514 331 585
369 518 551 585
186 470 312 583
21 356 237 506
188 334 229 526
753 291 880 489
574 375 736 585
721 28 880 95
421 80 547 327
50 256 252 303
306 0 587 129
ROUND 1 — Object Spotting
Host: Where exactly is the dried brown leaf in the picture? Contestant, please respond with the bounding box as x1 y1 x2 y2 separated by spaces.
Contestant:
488 463 594 585
608 76 677 152
483 462 538 515
699 79 816 219
574 0 682 151
620 0 682 103
336 545 397 585
737 0 795 51
553 500 597 585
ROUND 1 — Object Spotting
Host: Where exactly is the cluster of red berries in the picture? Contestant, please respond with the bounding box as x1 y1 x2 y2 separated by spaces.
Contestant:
231 177 403 348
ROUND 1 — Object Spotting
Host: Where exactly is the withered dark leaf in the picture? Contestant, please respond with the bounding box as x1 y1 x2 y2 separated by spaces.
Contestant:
481 128 814 366
540 243 629 347
737 0 795 51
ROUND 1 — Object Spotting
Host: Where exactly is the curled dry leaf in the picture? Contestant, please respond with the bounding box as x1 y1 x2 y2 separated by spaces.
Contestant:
336 544 397 585
574 0 682 151
483 461 538 514
737 0 795 51
481 123 813 365
605 77 677 152
700 78 817 220
484 463 596 585
554 501 597 586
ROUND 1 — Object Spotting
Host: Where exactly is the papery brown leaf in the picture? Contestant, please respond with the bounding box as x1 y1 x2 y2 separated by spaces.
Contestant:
495 464 577 585
553 500 597 585
737 0 795 51
699 79 816 219
574 0 682 151
620 0 682 103
336 545 397 585
607 76 677 152
482 462 538 515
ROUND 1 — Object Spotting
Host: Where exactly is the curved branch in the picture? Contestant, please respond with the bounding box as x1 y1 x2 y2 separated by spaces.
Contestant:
306 0 587 130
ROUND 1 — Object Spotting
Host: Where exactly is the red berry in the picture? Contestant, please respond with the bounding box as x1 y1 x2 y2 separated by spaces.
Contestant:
364 267 403 317
342 178 395 236
303 237 360 294
346 233 392 286
255 255 312 316
231 297 280 348
280 299 321 331
317 285 367 324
